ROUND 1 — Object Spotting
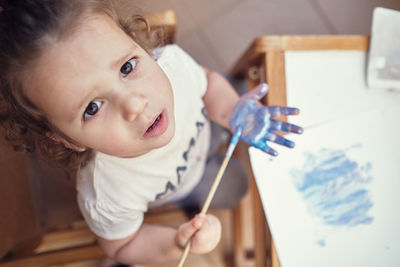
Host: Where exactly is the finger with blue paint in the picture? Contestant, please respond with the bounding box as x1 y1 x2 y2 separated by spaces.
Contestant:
229 83 303 156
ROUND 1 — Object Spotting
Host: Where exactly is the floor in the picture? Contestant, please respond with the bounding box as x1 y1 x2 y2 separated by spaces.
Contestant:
45 0 400 266
139 0 400 74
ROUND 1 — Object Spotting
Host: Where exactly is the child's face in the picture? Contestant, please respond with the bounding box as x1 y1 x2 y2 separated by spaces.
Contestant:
25 14 175 157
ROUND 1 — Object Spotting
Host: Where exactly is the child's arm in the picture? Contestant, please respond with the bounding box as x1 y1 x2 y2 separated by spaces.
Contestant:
202 67 240 129
97 214 221 265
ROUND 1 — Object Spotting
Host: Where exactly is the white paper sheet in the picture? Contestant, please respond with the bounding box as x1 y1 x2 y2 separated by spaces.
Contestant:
249 50 400 267
285 51 400 129
249 105 400 267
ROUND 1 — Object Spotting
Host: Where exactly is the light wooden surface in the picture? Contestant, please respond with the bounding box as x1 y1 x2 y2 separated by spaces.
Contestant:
0 245 104 267
231 35 369 78
0 207 188 266
145 9 177 44
230 35 370 267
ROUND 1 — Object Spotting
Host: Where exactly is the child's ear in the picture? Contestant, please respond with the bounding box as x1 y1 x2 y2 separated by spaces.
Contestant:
46 132 86 152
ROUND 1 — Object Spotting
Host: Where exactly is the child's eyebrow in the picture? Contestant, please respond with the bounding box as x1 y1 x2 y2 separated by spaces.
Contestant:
111 44 138 70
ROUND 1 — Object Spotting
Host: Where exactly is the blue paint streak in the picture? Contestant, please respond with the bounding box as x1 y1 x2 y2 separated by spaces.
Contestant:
225 128 241 158
290 146 374 227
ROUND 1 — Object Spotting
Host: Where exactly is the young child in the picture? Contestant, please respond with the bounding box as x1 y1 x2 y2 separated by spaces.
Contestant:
0 0 302 265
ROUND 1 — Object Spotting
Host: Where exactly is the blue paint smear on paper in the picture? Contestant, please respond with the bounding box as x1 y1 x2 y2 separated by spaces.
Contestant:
290 145 374 228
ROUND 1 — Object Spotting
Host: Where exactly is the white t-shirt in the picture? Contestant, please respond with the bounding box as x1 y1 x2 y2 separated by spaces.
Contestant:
76 45 211 240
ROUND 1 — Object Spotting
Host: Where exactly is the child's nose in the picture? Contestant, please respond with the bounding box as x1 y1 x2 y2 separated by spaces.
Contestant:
120 93 149 122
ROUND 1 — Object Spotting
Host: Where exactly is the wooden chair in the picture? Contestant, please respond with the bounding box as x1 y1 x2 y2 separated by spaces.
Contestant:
0 9 249 267
0 9 184 267
230 35 370 267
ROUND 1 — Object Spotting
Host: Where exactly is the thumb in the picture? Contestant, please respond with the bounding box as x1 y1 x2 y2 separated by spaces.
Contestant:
176 214 205 247
243 83 269 101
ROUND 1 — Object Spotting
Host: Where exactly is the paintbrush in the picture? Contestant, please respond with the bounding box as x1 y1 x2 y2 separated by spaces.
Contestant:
177 128 242 267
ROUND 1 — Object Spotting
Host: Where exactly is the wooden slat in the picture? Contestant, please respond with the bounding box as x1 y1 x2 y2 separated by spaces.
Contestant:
0 206 187 266
256 35 369 52
281 35 369 51
146 9 177 28
262 50 288 267
146 9 177 44
230 35 369 78
0 245 104 267
0 207 187 266
144 207 187 225
271 242 281 267
245 75 270 267
264 52 287 108
34 228 96 254
230 40 267 78
233 202 246 266
251 172 270 267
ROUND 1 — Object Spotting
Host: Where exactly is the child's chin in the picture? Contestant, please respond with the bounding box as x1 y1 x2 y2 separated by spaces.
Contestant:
159 124 175 147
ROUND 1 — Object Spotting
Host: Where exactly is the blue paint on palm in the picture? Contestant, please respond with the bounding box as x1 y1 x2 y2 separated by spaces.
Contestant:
291 146 374 227
229 83 303 156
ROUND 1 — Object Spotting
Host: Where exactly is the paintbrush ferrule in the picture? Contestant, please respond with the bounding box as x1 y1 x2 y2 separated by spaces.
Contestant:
226 128 242 158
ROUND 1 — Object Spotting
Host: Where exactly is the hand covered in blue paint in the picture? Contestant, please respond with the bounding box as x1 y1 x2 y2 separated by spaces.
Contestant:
229 83 303 156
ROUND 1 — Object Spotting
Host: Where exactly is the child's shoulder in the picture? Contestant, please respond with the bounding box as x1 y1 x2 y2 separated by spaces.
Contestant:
155 44 207 96
154 44 194 63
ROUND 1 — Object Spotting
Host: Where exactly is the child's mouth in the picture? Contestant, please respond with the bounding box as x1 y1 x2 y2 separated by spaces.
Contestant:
146 114 161 132
144 110 168 138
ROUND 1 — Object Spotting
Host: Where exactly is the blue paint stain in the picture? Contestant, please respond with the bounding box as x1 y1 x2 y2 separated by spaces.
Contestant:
225 128 241 158
290 145 374 227
317 240 326 247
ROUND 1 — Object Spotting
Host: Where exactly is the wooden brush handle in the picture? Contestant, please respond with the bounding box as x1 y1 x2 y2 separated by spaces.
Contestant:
177 155 232 267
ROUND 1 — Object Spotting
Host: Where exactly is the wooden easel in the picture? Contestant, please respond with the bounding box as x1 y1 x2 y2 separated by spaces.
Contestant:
230 35 369 267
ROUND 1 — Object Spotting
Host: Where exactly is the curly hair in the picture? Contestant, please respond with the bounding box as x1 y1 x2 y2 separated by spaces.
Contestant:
0 0 164 177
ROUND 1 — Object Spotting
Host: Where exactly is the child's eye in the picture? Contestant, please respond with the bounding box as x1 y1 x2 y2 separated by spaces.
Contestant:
83 100 102 120
120 58 137 78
